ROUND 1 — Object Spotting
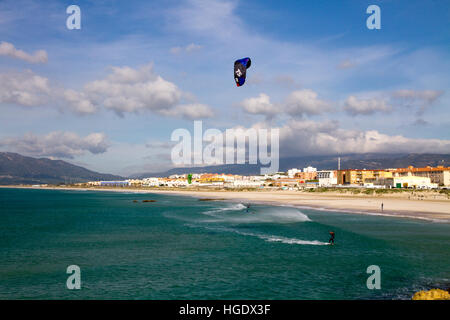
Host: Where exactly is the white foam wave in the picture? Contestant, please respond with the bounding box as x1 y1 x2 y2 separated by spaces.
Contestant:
202 204 312 224
257 209 311 223
261 235 329 246
202 203 246 215
221 203 247 211
235 230 328 246
192 224 329 246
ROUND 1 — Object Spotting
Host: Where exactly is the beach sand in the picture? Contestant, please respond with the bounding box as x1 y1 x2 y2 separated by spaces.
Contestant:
3 186 449 222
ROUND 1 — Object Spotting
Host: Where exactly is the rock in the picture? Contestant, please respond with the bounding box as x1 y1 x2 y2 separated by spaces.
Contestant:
198 198 226 201
142 200 156 203
412 288 450 300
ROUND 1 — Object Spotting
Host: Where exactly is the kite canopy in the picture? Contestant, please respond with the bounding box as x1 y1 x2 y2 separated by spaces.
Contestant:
234 57 251 87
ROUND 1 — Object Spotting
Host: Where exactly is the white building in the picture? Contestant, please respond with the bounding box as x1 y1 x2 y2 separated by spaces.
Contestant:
287 168 301 178
215 174 236 182
317 170 337 187
264 173 286 180
166 179 189 187
126 179 144 186
248 175 266 181
393 176 438 189
142 177 163 187
169 174 187 179
303 166 317 173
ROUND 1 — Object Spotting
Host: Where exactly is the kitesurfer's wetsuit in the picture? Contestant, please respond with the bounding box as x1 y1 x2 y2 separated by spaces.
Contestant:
329 232 335 244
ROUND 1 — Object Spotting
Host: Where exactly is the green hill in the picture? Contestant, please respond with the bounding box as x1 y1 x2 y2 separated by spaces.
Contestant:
0 152 124 185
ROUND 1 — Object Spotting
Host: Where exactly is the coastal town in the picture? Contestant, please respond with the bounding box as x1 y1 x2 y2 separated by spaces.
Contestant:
83 165 450 190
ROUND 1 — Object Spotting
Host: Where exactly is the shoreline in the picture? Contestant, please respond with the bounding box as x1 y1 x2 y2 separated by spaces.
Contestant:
2 185 450 223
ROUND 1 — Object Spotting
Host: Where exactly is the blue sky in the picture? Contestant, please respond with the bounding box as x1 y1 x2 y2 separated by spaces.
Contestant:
0 0 449 175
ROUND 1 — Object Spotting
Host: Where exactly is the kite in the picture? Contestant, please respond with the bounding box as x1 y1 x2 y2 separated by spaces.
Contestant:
234 57 251 87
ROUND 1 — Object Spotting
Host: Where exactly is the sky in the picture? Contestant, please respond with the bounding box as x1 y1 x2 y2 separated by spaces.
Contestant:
0 0 449 176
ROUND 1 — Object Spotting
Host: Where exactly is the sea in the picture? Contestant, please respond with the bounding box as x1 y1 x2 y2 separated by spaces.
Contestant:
0 188 449 299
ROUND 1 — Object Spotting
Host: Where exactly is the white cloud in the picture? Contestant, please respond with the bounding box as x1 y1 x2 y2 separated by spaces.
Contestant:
0 65 214 119
285 89 331 117
0 41 47 64
0 70 50 106
265 119 450 156
239 90 331 119
63 89 96 114
138 119 450 171
0 131 110 159
85 64 181 114
344 95 391 116
240 93 278 118
158 103 214 119
64 63 214 119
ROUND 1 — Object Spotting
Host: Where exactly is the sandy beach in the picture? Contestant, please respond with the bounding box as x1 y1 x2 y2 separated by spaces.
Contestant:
3 185 450 222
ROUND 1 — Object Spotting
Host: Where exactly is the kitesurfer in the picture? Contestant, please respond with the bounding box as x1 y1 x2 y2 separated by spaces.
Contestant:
329 231 335 245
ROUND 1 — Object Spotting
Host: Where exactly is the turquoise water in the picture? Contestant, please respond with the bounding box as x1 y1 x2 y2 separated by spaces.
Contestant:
0 188 449 299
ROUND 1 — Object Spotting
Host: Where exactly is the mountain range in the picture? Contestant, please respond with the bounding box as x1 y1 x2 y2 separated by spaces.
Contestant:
0 152 123 185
